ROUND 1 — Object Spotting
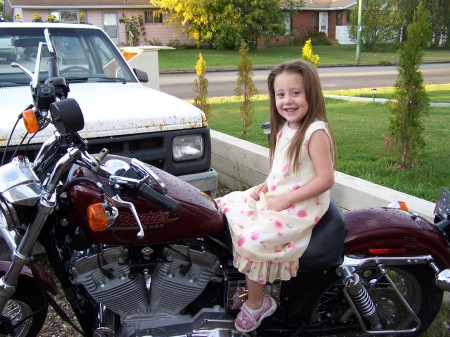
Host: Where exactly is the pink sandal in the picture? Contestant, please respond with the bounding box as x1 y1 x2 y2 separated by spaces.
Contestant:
234 296 277 333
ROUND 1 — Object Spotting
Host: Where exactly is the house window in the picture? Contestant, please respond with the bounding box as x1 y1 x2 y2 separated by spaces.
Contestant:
283 12 291 35
337 11 343 25
50 10 87 24
144 10 163 24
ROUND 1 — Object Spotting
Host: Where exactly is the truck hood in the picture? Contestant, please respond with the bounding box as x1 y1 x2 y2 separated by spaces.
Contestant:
0 82 205 147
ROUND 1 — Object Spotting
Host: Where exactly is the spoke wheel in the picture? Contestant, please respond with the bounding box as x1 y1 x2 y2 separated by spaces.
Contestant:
0 286 48 337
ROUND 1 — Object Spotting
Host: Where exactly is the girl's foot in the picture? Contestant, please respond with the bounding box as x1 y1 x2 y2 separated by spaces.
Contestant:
234 295 277 332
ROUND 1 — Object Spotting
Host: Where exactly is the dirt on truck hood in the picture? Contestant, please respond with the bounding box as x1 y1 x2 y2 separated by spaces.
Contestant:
0 82 205 147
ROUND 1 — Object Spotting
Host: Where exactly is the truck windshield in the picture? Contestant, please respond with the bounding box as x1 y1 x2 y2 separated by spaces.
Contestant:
0 26 136 86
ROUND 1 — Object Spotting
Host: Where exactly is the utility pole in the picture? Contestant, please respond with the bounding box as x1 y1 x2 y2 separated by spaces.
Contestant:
356 0 363 63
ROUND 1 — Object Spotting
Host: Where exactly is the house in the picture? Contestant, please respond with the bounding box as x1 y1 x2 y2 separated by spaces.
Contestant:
4 0 357 47
3 0 194 46
269 0 357 46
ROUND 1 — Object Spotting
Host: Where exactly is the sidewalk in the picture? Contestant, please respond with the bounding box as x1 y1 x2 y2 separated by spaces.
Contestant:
324 94 450 107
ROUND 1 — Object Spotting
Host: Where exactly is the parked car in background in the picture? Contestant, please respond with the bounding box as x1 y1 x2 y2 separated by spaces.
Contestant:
0 22 217 196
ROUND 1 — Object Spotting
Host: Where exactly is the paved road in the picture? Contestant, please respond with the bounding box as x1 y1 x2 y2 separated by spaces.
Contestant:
159 63 450 99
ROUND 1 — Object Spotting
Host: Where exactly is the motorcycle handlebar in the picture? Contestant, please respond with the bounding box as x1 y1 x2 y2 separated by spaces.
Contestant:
137 183 181 215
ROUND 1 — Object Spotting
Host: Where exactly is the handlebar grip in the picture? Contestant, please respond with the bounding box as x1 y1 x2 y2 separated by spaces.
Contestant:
137 183 181 215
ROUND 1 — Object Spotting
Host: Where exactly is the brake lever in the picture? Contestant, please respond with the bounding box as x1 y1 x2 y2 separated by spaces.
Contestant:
108 174 148 239
106 194 144 239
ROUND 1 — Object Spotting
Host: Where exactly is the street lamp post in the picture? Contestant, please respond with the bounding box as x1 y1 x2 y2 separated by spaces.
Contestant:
356 0 363 63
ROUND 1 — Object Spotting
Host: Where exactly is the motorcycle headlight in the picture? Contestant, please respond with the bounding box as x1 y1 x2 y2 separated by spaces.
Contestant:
173 134 204 162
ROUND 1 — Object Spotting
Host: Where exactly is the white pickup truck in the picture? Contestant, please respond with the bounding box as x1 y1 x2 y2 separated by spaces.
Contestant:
0 23 217 196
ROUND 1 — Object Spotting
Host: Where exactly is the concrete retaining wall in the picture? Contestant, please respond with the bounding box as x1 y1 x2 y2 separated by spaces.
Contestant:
211 130 435 222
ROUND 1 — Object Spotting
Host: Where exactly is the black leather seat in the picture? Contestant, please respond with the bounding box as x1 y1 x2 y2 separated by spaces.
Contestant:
298 200 346 270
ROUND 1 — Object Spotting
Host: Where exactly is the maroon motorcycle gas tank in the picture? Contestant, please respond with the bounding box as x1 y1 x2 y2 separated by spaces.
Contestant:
344 207 450 268
66 155 224 245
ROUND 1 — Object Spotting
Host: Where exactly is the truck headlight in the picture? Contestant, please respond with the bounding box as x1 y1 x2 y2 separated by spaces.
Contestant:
173 134 204 161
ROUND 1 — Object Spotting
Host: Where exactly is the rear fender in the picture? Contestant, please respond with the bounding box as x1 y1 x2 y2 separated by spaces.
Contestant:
0 260 59 295
344 207 450 269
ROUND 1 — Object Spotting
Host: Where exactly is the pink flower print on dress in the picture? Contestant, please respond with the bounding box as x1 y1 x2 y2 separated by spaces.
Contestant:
315 200 322 206
287 242 295 249
274 220 284 229
277 232 283 237
277 131 283 141
314 216 321 224
297 210 308 218
292 184 301 190
282 163 289 174
237 237 245 247
246 210 254 217
270 185 277 191
216 199 222 204
223 207 230 213
250 232 260 240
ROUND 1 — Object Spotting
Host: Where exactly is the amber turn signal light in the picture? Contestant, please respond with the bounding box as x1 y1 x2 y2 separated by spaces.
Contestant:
87 203 109 232
22 109 40 133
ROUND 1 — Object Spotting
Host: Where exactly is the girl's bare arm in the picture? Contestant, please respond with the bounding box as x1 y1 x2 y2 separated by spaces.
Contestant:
266 130 334 211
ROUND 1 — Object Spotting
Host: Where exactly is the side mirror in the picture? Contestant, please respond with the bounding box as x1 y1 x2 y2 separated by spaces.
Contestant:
133 68 148 83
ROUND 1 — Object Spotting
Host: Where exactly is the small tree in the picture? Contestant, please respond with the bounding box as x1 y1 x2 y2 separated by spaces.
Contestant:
388 2 430 169
301 38 320 65
193 53 211 118
348 0 402 51
235 41 258 136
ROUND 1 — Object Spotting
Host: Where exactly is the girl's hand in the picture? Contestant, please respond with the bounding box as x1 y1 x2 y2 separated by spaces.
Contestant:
250 182 267 200
266 195 291 212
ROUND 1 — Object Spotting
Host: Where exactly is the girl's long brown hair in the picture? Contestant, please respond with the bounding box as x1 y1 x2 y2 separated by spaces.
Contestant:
267 60 337 172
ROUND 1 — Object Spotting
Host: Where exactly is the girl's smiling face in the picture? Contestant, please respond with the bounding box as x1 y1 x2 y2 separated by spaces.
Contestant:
273 71 309 130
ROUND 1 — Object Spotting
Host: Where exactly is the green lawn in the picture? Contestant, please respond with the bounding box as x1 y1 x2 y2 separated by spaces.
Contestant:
327 84 450 103
159 45 450 72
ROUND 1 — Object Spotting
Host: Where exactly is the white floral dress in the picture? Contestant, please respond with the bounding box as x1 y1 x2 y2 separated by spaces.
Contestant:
215 121 332 284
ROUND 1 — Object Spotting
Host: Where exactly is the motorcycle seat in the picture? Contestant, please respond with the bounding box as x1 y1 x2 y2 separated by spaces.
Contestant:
298 200 345 270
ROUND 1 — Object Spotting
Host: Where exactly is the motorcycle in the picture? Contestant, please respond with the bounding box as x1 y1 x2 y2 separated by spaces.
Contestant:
0 28 449 337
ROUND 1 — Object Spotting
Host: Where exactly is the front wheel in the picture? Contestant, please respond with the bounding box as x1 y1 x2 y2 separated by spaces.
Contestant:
307 265 443 337
0 284 48 337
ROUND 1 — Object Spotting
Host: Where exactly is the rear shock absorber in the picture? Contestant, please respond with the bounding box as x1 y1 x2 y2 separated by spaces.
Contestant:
337 266 383 331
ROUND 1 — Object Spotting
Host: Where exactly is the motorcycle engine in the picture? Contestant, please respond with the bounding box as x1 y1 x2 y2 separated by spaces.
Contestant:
70 244 220 318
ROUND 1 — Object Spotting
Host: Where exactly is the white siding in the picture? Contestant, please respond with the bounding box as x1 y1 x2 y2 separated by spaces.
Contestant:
336 26 355 45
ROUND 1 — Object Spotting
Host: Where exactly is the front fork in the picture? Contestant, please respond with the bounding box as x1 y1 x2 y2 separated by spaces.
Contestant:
0 194 55 312
0 147 80 313
337 263 421 335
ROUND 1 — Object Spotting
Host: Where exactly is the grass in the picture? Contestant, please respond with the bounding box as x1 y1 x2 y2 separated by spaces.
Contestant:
158 45 450 72
206 94 449 202
424 300 450 337
327 83 450 103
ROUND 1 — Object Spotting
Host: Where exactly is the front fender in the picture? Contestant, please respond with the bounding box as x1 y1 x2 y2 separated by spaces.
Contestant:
0 260 59 295
344 207 450 269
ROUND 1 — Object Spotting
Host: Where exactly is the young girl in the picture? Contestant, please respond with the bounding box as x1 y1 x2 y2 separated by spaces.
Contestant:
215 59 337 333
